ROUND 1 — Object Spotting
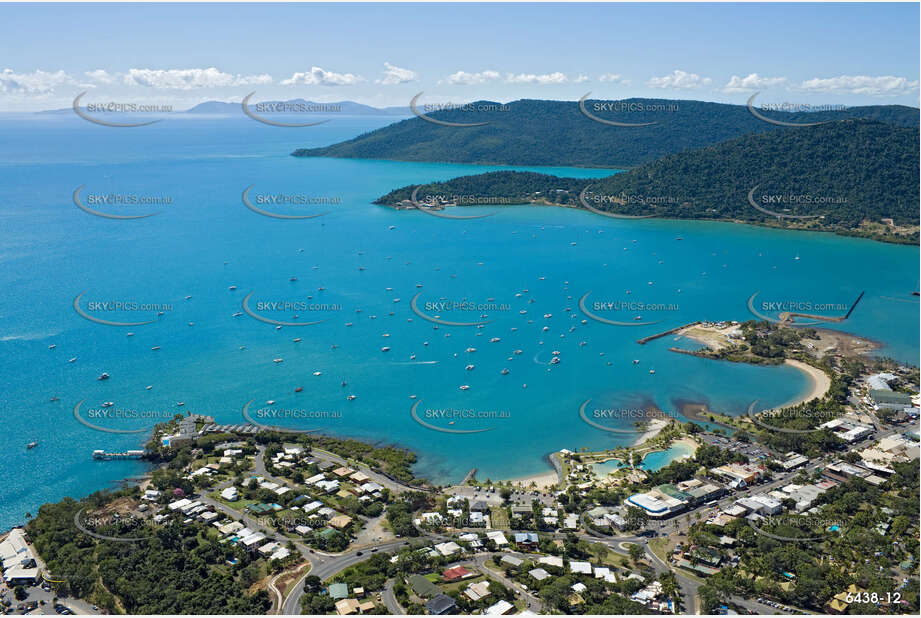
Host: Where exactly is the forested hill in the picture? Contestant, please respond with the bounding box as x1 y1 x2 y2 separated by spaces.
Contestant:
375 120 919 244
294 97 919 168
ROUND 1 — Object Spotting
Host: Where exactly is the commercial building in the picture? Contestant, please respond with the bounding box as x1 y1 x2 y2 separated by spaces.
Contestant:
868 390 913 411
0 528 40 585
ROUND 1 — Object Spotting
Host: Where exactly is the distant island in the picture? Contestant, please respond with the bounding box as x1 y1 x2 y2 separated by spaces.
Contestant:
35 98 412 116
373 119 919 244
293 97 919 168
185 98 411 116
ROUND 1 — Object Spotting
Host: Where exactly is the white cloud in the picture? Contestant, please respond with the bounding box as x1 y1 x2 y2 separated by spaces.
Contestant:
281 67 363 87
797 75 919 96
85 69 116 84
0 68 79 95
647 69 712 90
442 70 501 85
505 72 568 85
124 67 272 89
599 73 626 83
722 73 787 93
377 62 416 85
574 74 590 83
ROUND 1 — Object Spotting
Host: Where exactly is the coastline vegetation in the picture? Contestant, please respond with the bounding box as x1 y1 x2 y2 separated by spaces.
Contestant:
373 120 919 245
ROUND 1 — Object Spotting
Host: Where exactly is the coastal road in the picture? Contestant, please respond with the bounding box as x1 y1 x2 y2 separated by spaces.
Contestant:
305 446 429 495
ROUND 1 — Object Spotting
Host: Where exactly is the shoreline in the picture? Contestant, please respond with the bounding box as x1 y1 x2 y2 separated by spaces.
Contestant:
497 416 676 489
632 417 670 446
778 358 832 410
378 196 917 246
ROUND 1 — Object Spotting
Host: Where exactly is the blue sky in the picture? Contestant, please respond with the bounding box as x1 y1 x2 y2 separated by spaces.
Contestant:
1 2 918 111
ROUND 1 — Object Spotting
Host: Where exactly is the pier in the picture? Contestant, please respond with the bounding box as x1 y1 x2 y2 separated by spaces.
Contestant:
636 321 701 345
93 449 145 461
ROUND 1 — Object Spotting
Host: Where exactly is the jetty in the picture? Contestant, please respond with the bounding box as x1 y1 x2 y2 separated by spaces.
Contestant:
637 321 700 345
93 449 145 461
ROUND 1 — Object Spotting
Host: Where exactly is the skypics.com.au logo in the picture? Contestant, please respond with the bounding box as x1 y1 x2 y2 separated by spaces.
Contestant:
73 92 172 127
242 185 338 220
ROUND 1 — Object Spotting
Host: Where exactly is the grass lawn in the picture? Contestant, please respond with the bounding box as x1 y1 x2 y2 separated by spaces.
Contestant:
648 537 671 563
490 509 511 530
210 492 259 512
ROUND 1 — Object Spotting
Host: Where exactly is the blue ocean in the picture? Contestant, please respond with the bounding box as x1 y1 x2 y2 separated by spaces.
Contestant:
0 112 917 529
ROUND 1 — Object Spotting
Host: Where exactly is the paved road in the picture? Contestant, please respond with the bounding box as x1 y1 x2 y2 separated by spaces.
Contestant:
381 579 403 615
306 447 428 495
473 552 544 613
281 540 411 615
242 426 899 615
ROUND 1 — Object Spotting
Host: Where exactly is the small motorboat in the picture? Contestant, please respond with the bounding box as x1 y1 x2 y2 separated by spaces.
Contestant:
273 358 284 363
228 285 237 291
232 312 242 317
501 368 510 375
293 338 302 343
176 402 185 407
97 372 110 381
459 385 470 391
465 364 475 371
69 357 77 363
27 441 38 449
102 401 114 408
295 387 303 393
48 344 56 350
347 394 356 401
266 400 276 405
490 337 501 343
151 346 161 350
465 347 476 353
289 277 298 282
49 396 60 402
313 371 322 376
381 347 390 352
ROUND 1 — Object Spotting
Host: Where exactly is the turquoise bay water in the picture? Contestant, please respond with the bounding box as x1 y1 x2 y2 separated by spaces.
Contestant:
0 114 917 529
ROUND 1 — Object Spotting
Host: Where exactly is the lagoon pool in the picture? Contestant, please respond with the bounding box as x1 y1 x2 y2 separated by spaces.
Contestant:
591 440 697 477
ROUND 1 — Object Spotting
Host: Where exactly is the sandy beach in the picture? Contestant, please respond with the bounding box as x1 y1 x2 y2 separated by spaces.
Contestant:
779 359 832 409
505 470 559 490
632 417 670 446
